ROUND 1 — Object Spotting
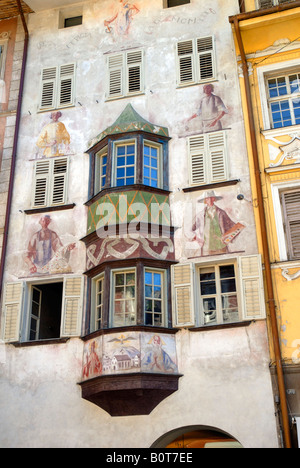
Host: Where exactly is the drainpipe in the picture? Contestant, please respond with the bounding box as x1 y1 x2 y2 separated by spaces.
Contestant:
230 16 292 449
0 0 29 301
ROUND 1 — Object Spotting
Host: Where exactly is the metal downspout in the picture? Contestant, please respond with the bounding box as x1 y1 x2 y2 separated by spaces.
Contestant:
0 0 29 301
232 17 292 449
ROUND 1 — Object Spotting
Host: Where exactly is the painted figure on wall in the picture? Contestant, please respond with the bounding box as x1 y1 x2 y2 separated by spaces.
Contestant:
24 215 76 275
104 0 140 36
36 111 71 158
83 340 102 379
142 335 177 373
186 84 228 133
191 191 245 256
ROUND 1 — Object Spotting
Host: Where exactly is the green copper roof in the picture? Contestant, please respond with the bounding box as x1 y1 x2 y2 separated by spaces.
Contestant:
88 104 169 149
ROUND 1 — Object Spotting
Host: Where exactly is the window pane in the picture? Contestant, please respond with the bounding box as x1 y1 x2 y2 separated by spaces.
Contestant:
289 74 300 94
144 270 164 327
143 143 160 188
203 297 216 324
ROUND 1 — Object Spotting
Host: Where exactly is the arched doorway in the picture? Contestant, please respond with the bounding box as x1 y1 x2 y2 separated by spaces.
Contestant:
151 426 243 448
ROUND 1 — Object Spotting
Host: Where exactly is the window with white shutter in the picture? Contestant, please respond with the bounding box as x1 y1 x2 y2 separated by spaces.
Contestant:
188 131 227 186
107 50 143 99
171 263 195 327
0 39 8 80
177 36 215 87
238 255 266 320
61 277 83 337
32 157 68 208
1 282 23 342
39 63 76 111
281 189 300 260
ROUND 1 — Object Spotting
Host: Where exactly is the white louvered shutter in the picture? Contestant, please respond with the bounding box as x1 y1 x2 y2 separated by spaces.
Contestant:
33 160 50 208
197 36 215 82
189 135 206 185
281 190 300 260
51 158 68 205
238 255 266 320
108 54 124 98
208 131 227 182
1 282 23 342
172 263 195 327
61 277 83 337
127 50 143 94
40 66 57 110
58 63 75 107
177 40 195 85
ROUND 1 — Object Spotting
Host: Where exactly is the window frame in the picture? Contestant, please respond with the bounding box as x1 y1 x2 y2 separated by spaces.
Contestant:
0 38 8 80
110 267 137 328
176 36 216 88
94 146 108 193
266 72 300 129
38 63 76 112
112 139 137 187
144 267 167 327
106 49 144 101
32 156 69 209
143 139 163 189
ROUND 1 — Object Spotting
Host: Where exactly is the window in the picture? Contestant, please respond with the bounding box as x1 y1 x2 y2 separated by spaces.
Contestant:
172 255 266 328
114 141 136 186
95 275 104 331
267 72 300 128
257 0 296 8
176 36 215 87
164 0 190 7
188 131 227 186
64 16 82 28
32 157 68 208
143 141 162 188
0 40 8 80
1 277 83 343
39 63 76 111
111 269 136 327
107 50 143 99
95 147 108 193
281 188 300 260
144 269 166 326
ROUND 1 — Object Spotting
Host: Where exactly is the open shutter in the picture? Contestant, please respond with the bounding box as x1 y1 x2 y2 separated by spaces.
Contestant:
127 50 143 94
281 190 300 260
238 255 266 320
33 160 50 208
177 40 195 85
189 135 206 185
172 263 195 327
108 54 124 98
58 63 75 107
208 131 227 182
61 276 83 337
1 282 23 342
39 66 57 110
51 158 68 205
197 36 215 82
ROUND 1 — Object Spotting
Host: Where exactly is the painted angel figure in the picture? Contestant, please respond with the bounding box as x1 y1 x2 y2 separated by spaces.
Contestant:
104 0 140 36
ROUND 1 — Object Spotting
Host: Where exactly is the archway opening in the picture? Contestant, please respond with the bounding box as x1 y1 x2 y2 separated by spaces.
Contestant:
152 426 243 448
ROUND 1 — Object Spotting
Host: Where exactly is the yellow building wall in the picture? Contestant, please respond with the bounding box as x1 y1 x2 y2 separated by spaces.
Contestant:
233 8 300 363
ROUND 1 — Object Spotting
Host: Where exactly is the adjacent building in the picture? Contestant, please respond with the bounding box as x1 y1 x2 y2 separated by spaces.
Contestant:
0 0 280 448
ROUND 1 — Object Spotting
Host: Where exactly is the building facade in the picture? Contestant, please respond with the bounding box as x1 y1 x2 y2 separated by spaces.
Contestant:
229 0 300 448
0 0 279 448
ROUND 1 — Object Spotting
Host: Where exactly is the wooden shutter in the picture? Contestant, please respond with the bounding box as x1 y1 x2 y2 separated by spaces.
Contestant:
58 63 75 107
51 158 68 205
189 135 206 185
197 36 215 81
40 66 57 110
1 282 23 342
238 255 266 320
61 277 83 337
177 39 195 85
127 50 143 94
172 263 195 327
108 54 123 98
208 131 227 182
281 190 300 260
33 160 50 208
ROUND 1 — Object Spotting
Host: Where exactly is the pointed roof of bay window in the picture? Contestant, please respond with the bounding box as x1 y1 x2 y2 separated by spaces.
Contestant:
88 104 169 149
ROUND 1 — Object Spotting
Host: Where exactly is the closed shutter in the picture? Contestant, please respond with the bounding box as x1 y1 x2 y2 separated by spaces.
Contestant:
58 63 75 107
281 189 300 260
1 282 23 342
127 50 143 94
189 135 206 185
208 131 227 182
171 263 195 327
33 160 50 208
108 54 123 98
197 36 215 81
177 40 195 85
51 158 68 205
238 255 266 320
40 66 57 110
61 277 83 337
